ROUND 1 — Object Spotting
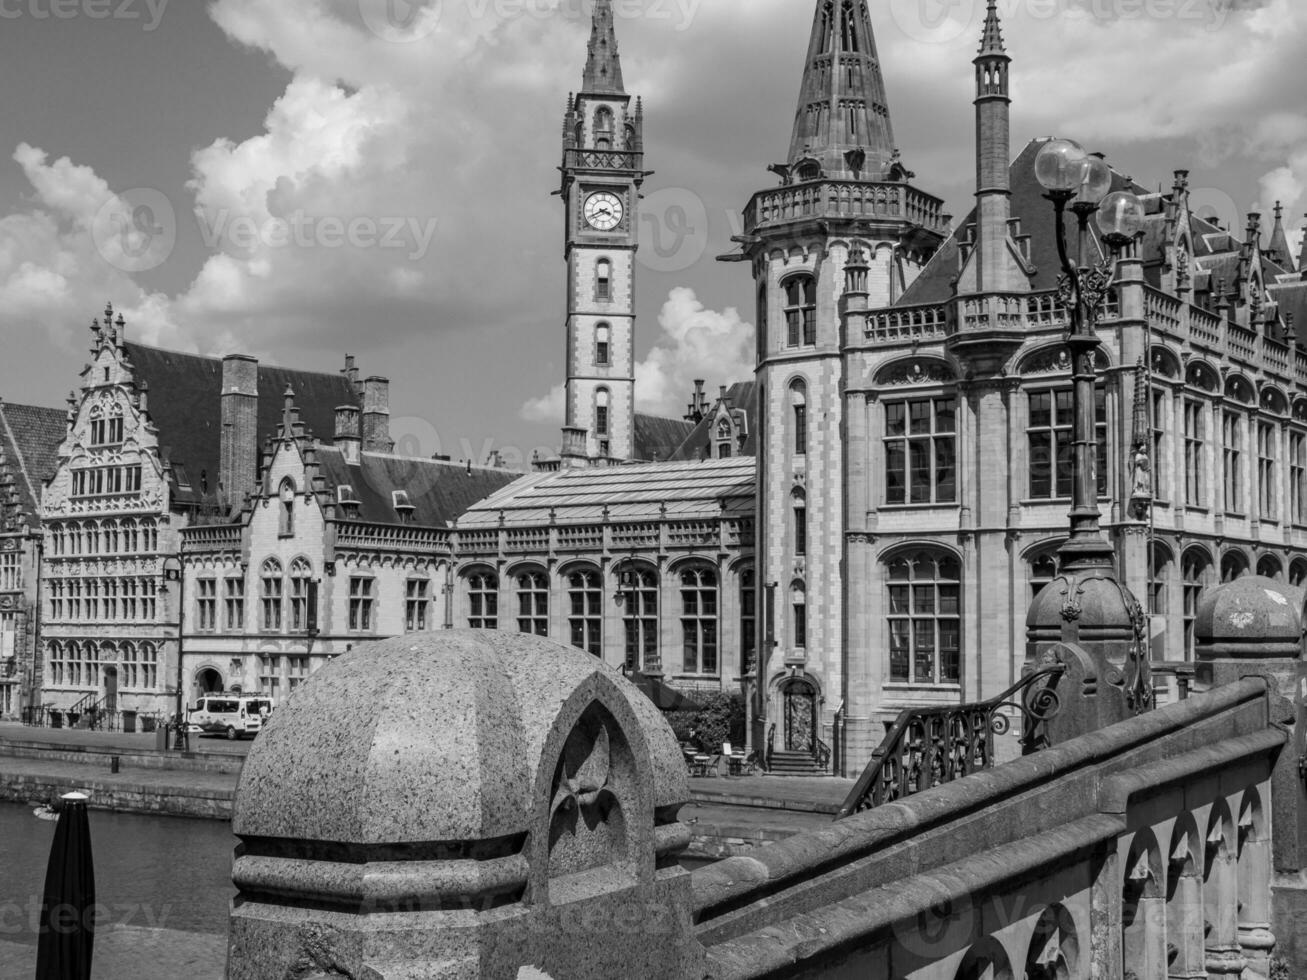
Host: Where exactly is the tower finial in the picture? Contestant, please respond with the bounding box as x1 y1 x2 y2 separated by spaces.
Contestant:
1267 200 1296 272
979 0 1005 55
581 0 625 95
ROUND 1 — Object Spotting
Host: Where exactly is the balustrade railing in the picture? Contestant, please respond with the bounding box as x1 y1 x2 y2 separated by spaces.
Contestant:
746 180 947 234
562 148 642 172
836 665 1066 819
864 303 949 343
182 524 242 551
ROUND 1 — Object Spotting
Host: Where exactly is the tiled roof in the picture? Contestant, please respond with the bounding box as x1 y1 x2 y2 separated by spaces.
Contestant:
669 381 757 460
458 456 757 528
314 447 522 527
633 413 696 462
122 343 358 503
1270 279 1307 346
0 401 67 528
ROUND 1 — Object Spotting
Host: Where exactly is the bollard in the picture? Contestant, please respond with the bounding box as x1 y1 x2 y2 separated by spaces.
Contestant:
110 756 119 774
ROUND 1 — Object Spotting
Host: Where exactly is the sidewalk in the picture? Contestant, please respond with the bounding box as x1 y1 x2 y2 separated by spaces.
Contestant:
0 721 251 757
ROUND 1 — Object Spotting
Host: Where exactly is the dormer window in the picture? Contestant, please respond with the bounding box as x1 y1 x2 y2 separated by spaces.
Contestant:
336 484 360 519
392 489 416 524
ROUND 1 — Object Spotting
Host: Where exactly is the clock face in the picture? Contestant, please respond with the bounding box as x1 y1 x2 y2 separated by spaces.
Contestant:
584 192 624 231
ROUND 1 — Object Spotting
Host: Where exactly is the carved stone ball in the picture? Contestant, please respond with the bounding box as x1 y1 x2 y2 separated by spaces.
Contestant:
233 630 689 844
1195 575 1303 660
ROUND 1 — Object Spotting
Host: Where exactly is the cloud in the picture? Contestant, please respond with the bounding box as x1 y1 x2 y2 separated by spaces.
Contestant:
520 286 753 424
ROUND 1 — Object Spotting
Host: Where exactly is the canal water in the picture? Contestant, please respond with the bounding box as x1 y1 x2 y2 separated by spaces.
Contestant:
0 802 234 945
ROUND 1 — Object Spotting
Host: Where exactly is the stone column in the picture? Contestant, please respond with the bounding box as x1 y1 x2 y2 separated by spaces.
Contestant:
1204 842 1246 977
1090 844 1124 980
1237 812 1276 975
1167 860 1206 979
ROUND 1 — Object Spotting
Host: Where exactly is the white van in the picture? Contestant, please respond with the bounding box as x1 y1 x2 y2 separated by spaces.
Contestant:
187 695 274 740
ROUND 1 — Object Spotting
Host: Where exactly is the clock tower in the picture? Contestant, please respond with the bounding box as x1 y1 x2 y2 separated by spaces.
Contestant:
559 0 644 464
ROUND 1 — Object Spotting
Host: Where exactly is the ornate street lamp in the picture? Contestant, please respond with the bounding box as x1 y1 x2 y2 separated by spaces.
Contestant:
1034 138 1145 570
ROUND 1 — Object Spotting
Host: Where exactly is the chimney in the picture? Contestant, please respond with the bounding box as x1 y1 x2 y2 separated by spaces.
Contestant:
342 354 360 394
335 405 361 464
561 425 589 468
360 376 394 453
220 355 259 507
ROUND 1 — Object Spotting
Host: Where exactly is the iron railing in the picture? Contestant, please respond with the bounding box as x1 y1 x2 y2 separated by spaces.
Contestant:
836 665 1066 819
815 736 832 772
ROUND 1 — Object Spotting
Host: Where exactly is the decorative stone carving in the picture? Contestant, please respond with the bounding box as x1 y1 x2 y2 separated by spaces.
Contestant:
876 360 953 387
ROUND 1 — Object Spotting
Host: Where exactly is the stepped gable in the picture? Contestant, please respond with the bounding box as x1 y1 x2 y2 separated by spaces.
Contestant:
0 401 67 528
633 413 695 462
458 456 755 529
313 447 522 527
122 342 357 501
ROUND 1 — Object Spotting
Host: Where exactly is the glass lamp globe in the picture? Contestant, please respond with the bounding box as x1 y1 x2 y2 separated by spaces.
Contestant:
1074 155 1114 207
1034 139 1089 193
1098 190 1146 244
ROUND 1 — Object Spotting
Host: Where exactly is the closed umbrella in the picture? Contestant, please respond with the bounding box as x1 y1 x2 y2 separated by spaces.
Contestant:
35 792 95 980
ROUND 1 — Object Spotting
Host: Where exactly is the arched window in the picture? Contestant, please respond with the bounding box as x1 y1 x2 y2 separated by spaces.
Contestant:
1150 544 1172 620
596 259 612 301
139 642 158 690
1028 385 1107 499
47 641 63 686
1256 553 1282 581
1029 550 1059 601
567 569 601 656
1221 550 1248 584
1291 558 1307 589
261 559 283 632
594 106 614 148
467 571 498 629
595 388 610 437
120 641 137 689
595 323 611 366
108 404 124 443
516 570 548 636
1182 549 1213 659
740 567 756 674
289 558 313 632
791 581 807 649
140 518 157 552
621 565 657 671
1184 397 1206 506
886 550 961 685
121 519 138 553
103 519 118 554
279 479 296 537
1222 408 1245 514
792 490 807 557
783 275 817 347
680 566 718 674
791 382 808 456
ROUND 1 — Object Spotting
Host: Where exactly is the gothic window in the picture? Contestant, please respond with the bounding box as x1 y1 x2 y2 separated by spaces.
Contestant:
1256 554 1282 581
1182 549 1212 660
121 578 137 621
348 576 376 632
121 519 138 553
0 550 19 593
792 582 807 649
1029 551 1058 602
622 566 657 671
840 0 860 52
596 259 612 301
89 411 106 446
1028 386 1107 499
791 382 808 456
141 519 157 552
197 578 217 631
1149 544 1172 620
405 579 431 632
288 656 309 691
47 642 64 687
467 571 498 629
1184 400 1206 506
516 570 549 636
1258 421 1277 519
289 558 313 632
1293 432 1307 525
108 405 124 443
596 323 611 366
139 642 158 690
279 479 296 537
783 275 817 347
103 519 118 554
886 550 961 685
792 490 807 557
1220 550 1248 584
1151 387 1168 501
1291 558 1307 589
261 559 283 632
225 576 245 630
567 569 601 655
258 655 280 699
884 395 957 505
595 388 610 437
594 106 614 148
1222 410 1244 514
740 567 757 673
680 566 718 675
49 580 63 621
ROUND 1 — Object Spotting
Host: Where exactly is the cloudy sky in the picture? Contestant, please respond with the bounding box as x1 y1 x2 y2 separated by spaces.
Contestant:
0 0 1302 467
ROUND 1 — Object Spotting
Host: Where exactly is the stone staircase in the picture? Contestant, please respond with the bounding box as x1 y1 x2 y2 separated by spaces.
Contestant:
768 749 826 776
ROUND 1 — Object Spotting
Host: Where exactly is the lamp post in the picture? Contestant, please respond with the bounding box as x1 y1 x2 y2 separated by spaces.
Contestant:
1034 139 1146 572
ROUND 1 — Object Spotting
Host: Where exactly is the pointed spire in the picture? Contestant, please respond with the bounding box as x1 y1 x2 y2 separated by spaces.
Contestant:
581 0 625 95
1267 201 1296 272
788 0 896 180
979 0 1005 55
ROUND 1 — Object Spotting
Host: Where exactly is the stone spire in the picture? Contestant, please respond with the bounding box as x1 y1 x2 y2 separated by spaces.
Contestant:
581 0 625 95
1267 201 1296 272
979 0 1005 55
787 0 897 180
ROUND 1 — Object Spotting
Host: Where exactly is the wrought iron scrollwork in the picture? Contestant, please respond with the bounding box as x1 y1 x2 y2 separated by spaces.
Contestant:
835 665 1067 819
